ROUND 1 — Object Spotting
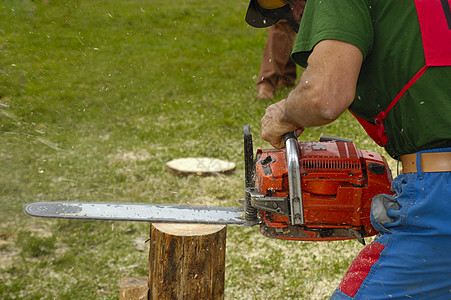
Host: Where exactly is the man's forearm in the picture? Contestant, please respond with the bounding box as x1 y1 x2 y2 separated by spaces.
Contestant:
283 66 341 129
261 40 363 148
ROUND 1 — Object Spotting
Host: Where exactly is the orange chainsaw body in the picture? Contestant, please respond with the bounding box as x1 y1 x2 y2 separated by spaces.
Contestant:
252 141 392 242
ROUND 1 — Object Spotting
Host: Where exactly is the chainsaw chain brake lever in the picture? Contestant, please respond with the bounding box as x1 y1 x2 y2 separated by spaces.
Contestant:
283 131 305 225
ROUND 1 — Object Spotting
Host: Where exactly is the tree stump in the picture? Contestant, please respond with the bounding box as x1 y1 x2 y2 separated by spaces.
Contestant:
119 277 149 300
166 157 235 176
148 223 227 300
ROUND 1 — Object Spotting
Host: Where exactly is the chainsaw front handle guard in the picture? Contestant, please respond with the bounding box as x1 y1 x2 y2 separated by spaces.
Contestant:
283 132 305 225
242 125 259 225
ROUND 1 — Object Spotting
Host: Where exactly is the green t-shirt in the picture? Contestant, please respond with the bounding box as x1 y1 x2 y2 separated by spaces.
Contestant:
292 0 451 159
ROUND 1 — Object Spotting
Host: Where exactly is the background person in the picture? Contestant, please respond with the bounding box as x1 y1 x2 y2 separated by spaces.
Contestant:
256 20 297 100
246 0 302 100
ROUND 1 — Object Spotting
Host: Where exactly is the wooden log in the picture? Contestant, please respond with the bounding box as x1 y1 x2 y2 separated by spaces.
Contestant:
119 277 149 300
148 223 227 300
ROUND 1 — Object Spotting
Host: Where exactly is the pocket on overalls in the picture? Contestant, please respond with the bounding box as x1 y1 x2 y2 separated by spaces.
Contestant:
370 194 400 233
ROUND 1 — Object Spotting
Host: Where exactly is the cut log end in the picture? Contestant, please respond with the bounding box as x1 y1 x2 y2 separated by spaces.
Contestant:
152 223 226 236
166 157 236 176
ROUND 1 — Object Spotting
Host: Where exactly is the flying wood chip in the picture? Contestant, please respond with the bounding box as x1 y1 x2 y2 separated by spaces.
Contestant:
166 157 236 176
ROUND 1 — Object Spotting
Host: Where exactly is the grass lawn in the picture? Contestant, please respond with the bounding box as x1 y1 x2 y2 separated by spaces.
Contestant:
0 0 395 299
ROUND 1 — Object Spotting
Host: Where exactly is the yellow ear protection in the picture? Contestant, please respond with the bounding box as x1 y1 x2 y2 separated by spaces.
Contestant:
257 0 289 10
246 0 299 32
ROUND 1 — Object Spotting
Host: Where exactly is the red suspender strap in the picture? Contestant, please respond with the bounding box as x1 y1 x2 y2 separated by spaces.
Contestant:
348 110 386 147
415 0 451 66
372 65 429 146
350 0 451 147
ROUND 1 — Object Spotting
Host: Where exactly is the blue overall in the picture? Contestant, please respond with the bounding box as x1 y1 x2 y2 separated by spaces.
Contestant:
331 147 451 299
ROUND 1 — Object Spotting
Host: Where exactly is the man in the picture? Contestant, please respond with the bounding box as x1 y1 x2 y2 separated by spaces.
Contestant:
248 0 301 100
246 0 451 299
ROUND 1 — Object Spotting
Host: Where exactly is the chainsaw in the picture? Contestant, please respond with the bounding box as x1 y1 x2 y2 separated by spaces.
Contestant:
25 125 392 245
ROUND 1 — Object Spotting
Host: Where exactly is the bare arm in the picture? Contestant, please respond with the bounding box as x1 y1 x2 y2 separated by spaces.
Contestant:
261 39 363 148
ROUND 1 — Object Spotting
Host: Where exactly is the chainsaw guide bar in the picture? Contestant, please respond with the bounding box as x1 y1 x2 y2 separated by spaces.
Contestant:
25 201 245 225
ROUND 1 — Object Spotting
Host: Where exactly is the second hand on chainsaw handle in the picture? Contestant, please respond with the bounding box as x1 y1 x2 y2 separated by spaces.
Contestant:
283 131 305 225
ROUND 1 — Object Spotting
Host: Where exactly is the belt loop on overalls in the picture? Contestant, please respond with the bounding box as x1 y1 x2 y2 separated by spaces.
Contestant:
416 152 424 179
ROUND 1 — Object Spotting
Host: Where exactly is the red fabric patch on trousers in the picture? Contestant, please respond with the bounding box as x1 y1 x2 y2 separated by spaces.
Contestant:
338 241 385 297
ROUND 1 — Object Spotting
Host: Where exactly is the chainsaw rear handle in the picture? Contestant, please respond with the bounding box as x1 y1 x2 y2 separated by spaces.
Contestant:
283 131 304 225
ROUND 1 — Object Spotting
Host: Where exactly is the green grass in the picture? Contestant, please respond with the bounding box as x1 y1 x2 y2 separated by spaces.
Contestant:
0 0 395 299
